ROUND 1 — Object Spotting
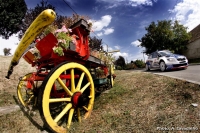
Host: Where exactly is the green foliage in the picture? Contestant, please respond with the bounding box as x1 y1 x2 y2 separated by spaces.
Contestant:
134 60 145 68
0 0 27 39
3 48 11 56
19 0 91 39
116 66 122 70
53 46 64 56
139 20 191 54
89 36 103 51
125 63 135 70
115 56 125 69
56 32 72 49
19 0 55 39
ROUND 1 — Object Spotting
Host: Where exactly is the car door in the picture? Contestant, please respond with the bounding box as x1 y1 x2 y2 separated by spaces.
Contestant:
152 52 159 68
146 53 153 68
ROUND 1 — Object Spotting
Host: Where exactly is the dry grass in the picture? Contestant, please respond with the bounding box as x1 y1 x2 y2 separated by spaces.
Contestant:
69 71 200 133
0 56 200 132
0 55 36 107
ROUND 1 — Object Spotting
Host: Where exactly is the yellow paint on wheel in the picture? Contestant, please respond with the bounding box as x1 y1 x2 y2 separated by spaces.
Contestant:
17 73 32 108
42 62 95 133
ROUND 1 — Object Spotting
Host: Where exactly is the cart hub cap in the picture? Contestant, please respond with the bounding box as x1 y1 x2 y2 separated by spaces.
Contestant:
72 92 89 108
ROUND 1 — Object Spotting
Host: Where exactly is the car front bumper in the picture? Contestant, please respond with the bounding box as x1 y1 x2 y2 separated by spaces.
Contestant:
166 63 188 70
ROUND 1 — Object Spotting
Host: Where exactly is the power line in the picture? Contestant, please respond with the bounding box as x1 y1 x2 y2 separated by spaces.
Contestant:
62 0 78 15
58 0 111 51
48 1 66 16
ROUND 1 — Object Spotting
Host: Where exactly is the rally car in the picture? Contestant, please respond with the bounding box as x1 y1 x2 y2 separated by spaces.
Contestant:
145 50 188 72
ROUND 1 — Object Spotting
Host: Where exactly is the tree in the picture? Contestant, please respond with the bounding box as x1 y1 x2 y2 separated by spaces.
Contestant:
139 20 191 54
19 0 91 39
0 0 27 39
115 56 125 69
134 59 145 68
89 36 103 51
3 48 11 56
18 0 55 39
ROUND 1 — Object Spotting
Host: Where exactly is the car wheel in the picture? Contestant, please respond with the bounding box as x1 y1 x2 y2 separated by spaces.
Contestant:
160 61 166 72
145 64 150 71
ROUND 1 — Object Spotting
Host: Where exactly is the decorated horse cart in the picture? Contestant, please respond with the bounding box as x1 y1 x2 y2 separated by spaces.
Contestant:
6 9 116 132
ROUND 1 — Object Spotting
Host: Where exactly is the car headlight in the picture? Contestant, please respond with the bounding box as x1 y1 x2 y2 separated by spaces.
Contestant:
167 58 176 62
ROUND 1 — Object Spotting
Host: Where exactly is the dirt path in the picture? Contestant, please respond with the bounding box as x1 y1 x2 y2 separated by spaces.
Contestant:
0 105 20 116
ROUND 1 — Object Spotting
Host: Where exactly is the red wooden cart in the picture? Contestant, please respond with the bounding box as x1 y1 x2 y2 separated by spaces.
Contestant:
17 19 115 133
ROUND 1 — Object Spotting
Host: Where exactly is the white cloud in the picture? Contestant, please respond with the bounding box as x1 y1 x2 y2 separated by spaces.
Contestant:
103 28 114 35
91 15 112 31
97 32 103 37
129 0 154 6
103 44 113 52
131 40 141 47
114 45 121 49
127 50 148 62
97 0 156 8
90 15 114 36
113 52 129 58
170 0 200 31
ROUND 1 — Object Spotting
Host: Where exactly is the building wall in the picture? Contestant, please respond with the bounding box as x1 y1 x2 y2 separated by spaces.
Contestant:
183 24 200 60
184 38 200 59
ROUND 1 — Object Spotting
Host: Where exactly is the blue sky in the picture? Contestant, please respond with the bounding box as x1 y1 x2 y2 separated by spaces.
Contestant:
1 0 200 62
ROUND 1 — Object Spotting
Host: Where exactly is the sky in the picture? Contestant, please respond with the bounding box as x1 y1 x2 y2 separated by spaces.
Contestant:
0 0 200 62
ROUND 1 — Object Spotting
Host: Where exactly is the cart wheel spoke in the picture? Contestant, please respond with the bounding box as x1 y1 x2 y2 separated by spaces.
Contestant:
70 69 75 93
39 62 95 133
54 103 72 123
76 72 85 91
82 106 89 111
80 82 91 93
84 107 92 119
49 98 71 103
77 108 81 122
67 108 75 128
17 73 36 109
57 77 73 96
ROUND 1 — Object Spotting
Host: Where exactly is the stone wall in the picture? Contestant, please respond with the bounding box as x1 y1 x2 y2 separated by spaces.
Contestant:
183 24 200 59
184 39 200 59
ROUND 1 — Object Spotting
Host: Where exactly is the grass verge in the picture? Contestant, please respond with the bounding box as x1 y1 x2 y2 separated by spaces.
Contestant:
0 70 200 132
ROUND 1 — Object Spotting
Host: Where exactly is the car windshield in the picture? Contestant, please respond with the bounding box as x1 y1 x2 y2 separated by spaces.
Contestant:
158 51 173 57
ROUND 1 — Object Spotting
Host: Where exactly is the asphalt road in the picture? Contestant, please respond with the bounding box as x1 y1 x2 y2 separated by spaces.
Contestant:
145 65 200 85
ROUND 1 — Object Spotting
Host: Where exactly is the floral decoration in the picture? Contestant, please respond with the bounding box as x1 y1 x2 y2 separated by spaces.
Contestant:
52 25 72 56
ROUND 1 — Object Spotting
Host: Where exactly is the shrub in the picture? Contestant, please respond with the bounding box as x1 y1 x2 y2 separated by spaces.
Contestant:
116 66 122 70
134 60 145 68
125 63 135 70
3 48 11 56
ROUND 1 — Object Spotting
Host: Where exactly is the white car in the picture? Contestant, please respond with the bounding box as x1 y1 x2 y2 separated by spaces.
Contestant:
145 50 188 72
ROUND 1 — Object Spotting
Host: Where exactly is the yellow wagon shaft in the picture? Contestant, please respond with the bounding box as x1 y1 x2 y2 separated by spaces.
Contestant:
6 9 56 79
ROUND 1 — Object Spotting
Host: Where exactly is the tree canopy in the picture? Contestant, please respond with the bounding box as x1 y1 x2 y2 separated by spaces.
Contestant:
89 36 103 51
0 0 27 39
115 56 125 68
19 0 91 39
18 0 102 52
18 0 55 39
3 48 11 56
139 20 191 54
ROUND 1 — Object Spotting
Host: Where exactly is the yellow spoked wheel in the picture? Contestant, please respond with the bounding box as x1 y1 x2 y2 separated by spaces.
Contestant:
109 64 114 88
17 73 37 109
38 62 95 133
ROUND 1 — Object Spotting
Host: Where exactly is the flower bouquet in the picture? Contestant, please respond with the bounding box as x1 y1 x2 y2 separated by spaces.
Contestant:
52 25 73 56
